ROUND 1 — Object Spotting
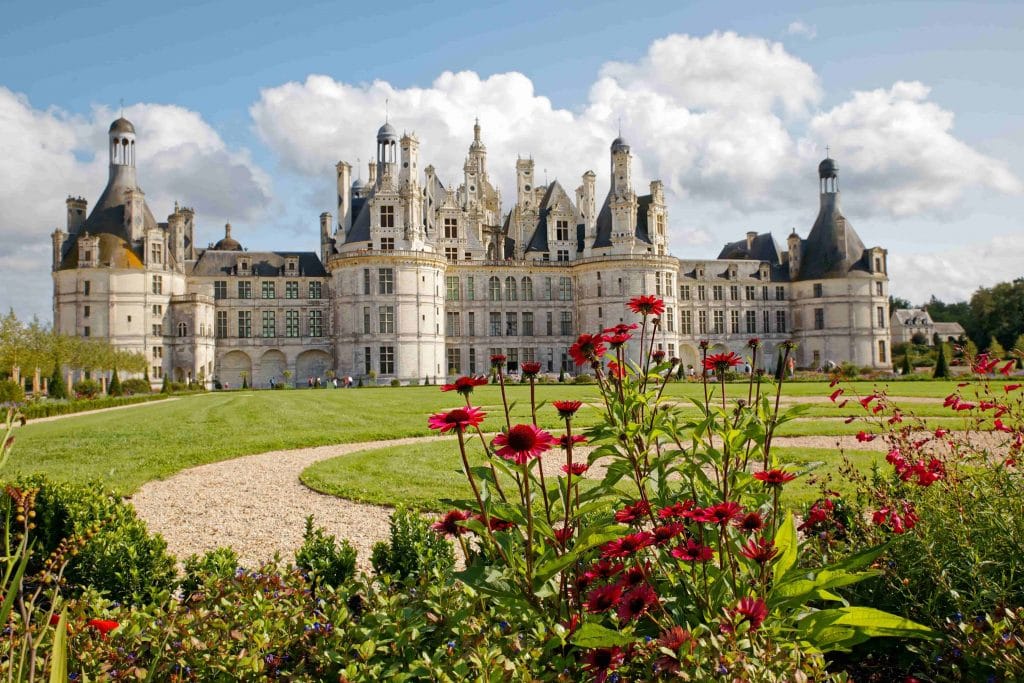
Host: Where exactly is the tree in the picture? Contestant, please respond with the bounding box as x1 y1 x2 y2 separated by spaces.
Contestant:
987 336 1006 359
774 348 784 381
968 278 1024 350
48 360 67 399
241 372 249 390
161 376 171 394
888 295 912 311
108 368 123 396
911 332 928 346
1015 334 1024 369
933 343 950 379
900 353 913 376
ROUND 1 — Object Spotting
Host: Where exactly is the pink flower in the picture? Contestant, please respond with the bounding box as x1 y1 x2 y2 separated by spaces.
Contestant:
552 400 583 418
614 500 651 525
1000 361 1015 377
561 461 589 475
703 501 743 525
732 596 768 630
431 510 471 537
856 431 876 442
740 537 778 564
427 407 486 433
492 424 554 465
1005 384 1022 393
753 469 797 487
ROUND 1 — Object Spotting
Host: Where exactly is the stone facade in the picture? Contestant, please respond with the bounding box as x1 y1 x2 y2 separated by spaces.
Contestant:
52 117 892 387
890 308 965 346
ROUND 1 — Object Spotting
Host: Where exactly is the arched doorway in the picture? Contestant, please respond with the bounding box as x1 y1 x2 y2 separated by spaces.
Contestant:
220 351 251 388
259 349 287 388
296 350 332 386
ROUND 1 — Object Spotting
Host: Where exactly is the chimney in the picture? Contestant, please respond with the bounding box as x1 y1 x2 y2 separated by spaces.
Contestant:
66 196 87 233
336 162 352 237
51 229 65 271
320 211 333 263
367 159 377 186
746 231 757 251
787 230 801 280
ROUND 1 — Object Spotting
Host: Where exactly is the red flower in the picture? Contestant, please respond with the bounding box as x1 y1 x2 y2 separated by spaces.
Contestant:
652 349 667 362
490 354 507 368
628 295 665 316
872 502 918 534
87 619 120 637
552 400 583 418
855 431 876 442
1001 361 1016 377
995 419 1014 433
1005 384 1022 393
658 500 695 519
652 522 685 546
440 375 489 395
554 526 574 545
582 646 625 683
829 388 844 402
740 537 778 564
585 584 623 613
562 461 589 475
583 559 625 581
521 361 542 377
427 407 486 433
492 424 554 465
607 360 626 379
614 500 651 524
604 332 631 347
735 511 765 532
753 469 797 487
600 532 654 558
603 322 639 335
671 539 714 562
474 513 515 532
860 394 876 409
747 337 761 349
733 596 768 630
617 583 659 621
569 333 607 366
559 434 588 449
704 501 743 525
616 563 649 589
431 510 470 537
702 352 743 372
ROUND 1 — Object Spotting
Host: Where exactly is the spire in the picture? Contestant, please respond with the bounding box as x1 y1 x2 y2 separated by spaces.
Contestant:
474 117 481 143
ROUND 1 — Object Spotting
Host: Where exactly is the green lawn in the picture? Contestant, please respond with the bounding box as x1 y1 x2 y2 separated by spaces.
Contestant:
4 379 979 495
298 438 884 513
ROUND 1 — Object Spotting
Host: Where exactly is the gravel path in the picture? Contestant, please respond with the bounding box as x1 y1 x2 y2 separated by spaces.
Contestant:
129 430 908 571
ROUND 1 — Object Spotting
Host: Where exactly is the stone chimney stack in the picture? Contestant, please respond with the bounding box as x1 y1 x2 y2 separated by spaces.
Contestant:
336 162 352 237
66 196 87 233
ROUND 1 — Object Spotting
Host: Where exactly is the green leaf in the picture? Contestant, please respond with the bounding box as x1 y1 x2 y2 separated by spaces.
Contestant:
798 607 937 652
773 512 798 583
49 609 68 683
0 538 29 627
571 622 635 648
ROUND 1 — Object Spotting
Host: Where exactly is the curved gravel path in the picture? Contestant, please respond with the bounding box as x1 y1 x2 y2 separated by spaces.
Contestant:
129 431 898 570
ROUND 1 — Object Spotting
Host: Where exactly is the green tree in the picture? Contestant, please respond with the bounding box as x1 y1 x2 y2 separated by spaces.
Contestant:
1015 334 1024 369
48 361 67 399
900 353 913 376
969 278 1024 350
108 368 123 396
933 343 950 379
161 376 171 394
888 295 912 311
987 336 1006 359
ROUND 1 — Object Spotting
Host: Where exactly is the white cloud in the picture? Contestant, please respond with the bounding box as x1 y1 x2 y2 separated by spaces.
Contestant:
889 233 1024 304
787 21 817 39
0 89 274 320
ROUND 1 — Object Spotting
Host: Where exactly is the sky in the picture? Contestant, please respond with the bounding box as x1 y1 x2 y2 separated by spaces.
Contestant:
1 0 1022 321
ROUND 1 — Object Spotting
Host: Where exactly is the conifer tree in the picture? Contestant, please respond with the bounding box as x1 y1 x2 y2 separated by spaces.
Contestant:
933 343 950 379
108 368 122 396
48 359 67 400
161 375 171 394
987 336 1006 359
900 353 913 376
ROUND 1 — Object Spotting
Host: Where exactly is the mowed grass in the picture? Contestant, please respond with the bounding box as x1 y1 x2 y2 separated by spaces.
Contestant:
299 438 884 513
6 379 974 495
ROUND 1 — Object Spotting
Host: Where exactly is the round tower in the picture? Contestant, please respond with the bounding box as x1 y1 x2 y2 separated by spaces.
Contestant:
108 117 136 182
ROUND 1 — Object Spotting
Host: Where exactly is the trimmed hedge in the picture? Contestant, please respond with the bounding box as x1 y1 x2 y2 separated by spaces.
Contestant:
21 394 171 420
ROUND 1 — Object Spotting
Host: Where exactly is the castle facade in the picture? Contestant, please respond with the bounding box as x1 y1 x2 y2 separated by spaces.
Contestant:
51 117 891 387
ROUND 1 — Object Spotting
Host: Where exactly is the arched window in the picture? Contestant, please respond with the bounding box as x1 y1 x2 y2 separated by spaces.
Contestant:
177 322 187 338
521 277 533 301
488 276 501 301
505 276 518 301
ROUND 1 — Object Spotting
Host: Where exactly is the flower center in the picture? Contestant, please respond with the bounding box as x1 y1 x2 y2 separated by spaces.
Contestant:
506 425 536 451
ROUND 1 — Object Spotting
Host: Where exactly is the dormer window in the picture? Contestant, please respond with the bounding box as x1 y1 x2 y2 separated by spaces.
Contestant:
239 258 250 273
285 256 299 273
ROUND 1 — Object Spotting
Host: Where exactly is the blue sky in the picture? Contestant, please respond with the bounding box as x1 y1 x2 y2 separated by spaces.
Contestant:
1 0 1022 319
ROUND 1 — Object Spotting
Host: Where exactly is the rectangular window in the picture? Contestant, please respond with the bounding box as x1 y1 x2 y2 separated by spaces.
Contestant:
776 310 787 333
762 286 769 301
730 310 740 334
446 347 461 374
544 277 553 301
559 277 573 301
560 311 573 336
681 310 692 334
379 346 395 374
152 324 162 336
556 249 569 262
698 310 708 334
730 285 739 301
280 310 296 337
362 269 370 295
814 308 825 330
813 350 821 367
522 312 535 336
214 281 227 299
666 273 673 293
775 286 785 301
546 312 553 336
522 278 534 300
813 283 823 298
713 285 723 301
521 347 536 364
878 340 887 363
362 306 371 334
466 276 475 300
238 281 251 299
745 310 757 334
83 305 90 318
763 310 770 333
443 217 458 239
697 285 706 301
506 312 518 337
507 348 519 372
468 348 477 374
262 310 276 337
379 305 395 333
380 237 395 251
309 281 322 299
237 310 251 338
284 281 299 299
666 308 675 332
380 206 395 228
303 309 320 337
555 219 570 241
446 276 460 300
150 243 162 264
680 284 690 300
875 281 883 296
152 346 162 359
445 247 458 262
713 310 725 334
467 312 476 337
489 277 501 301
83 326 90 337
489 312 501 336
363 347 372 375
655 272 663 296
378 268 394 294
215 311 227 338
261 281 275 299
877 306 886 328
83 281 91 295
152 304 161 315
152 275 163 295
446 312 461 336
745 285 756 300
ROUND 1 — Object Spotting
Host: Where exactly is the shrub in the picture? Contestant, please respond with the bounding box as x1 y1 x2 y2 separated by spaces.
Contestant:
9 477 176 603
107 369 122 397
180 547 239 595
839 361 859 378
294 515 356 589
933 342 950 378
571 373 595 384
0 378 25 403
370 506 453 582
120 378 151 395
48 365 67 399
900 353 913 376
160 376 171 394
390 378 401 387
72 378 100 399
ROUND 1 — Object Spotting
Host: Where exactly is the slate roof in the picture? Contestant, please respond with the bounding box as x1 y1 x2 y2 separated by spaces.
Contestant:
190 250 328 277
345 196 371 244
593 193 654 248
717 233 783 264
796 193 870 280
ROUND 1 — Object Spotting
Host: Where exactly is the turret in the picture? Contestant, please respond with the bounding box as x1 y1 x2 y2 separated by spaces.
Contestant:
336 161 352 237
51 229 65 271
787 229 802 279
167 207 186 266
399 133 419 187
320 211 333 263
66 197 87 233
108 117 136 185
375 122 398 187
516 157 535 208
123 186 146 242
578 170 596 237
609 136 635 249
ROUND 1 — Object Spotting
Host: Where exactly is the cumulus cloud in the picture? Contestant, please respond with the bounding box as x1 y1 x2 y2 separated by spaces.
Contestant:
0 88 273 320
787 21 817 39
889 233 1024 304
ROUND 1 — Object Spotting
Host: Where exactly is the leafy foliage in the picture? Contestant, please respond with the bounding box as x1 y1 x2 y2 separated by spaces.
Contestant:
0 378 25 403
370 506 454 582
294 515 357 589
